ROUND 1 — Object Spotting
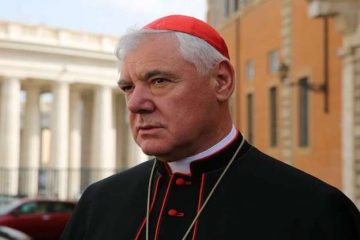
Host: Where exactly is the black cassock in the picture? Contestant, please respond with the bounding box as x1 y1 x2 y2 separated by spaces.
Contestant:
61 133 360 240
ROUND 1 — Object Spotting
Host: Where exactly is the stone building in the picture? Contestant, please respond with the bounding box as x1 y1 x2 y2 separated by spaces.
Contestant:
207 0 360 207
307 0 360 208
0 21 147 200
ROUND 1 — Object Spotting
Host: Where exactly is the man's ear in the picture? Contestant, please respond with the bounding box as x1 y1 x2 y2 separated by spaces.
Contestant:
212 60 235 101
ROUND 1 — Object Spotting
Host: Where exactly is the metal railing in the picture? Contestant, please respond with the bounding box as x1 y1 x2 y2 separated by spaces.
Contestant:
0 167 125 199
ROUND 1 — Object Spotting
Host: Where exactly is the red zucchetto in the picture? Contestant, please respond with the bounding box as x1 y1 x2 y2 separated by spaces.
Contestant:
143 15 230 59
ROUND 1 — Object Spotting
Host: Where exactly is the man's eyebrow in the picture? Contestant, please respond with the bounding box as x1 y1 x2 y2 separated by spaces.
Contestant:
117 78 131 87
117 70 178 86
143 70 178 80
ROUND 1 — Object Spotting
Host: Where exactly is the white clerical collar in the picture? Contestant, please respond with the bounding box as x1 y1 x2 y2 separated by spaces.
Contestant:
167 126 238 174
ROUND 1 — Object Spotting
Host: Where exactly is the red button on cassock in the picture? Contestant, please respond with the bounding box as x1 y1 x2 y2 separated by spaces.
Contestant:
168 209 184 217
168 209 178 216
175 178 185 186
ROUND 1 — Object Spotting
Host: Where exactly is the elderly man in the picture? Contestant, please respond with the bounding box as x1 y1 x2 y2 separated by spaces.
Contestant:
61 15 360 240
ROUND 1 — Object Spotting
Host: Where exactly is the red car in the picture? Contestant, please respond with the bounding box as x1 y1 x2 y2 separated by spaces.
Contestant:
0 198 76 240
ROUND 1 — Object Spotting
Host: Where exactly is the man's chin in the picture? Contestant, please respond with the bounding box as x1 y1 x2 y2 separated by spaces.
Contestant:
138 143 170 158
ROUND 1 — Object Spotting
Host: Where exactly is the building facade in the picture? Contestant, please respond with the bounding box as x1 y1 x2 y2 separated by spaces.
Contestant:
0 21 147 200
207 0 360 207
307 0 360 208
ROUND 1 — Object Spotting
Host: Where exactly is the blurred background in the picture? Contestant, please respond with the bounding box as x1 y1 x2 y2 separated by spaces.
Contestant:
0 0 359 210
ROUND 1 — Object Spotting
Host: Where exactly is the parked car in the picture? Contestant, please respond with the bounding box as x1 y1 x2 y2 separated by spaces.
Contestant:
0 226 32 240
0 198 76 240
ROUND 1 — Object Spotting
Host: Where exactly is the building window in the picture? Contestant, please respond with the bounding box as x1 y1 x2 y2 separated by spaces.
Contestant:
246 60 254 80
268 50 279 74
269 87 278 147
247 93 254 143
239 0 248 8
223 0 230 17
234 0 239 11
299 77 309 147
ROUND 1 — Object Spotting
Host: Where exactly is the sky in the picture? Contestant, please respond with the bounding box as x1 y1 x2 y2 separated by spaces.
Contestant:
0 0 207 36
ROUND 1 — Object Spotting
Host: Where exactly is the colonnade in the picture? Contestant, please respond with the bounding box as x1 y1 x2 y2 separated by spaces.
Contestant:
0 78 146 200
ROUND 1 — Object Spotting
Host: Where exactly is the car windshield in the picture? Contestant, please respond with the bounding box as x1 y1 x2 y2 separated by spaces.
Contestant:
0 199 22 215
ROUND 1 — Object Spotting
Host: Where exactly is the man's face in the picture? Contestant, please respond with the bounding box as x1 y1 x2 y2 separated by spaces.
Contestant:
119 34 221 161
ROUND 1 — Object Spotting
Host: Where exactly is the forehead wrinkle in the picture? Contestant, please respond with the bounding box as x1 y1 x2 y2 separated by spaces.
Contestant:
118 60 142 84
120 47 183 84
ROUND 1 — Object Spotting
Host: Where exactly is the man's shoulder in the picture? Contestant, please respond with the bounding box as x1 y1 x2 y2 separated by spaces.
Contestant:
238 147 360 221
82 159 155 198
242 146 348 201
111 159 155 181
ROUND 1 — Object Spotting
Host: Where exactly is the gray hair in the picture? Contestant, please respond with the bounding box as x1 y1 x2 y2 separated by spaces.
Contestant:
115 29 228 75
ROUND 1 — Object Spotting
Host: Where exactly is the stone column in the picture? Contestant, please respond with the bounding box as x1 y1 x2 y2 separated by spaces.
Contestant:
114 94 128 170
341 47 355 200
68 88 82 199
354 47 360 208
91 86 116 181
341 45 360 207
50 82 69 199
19 85 40 196
280 0 293 164
80 91 93 191
0 78 21 195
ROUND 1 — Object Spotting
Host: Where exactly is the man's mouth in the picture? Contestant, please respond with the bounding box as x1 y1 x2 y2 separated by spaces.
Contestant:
137 125 162 134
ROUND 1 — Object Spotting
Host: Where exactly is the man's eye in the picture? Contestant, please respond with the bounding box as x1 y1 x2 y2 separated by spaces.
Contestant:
152 78 168 85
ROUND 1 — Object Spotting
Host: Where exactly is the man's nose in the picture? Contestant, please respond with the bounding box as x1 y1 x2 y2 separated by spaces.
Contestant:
126 86 155 113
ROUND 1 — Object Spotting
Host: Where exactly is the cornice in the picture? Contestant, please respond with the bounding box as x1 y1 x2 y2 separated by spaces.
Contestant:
0 20 119 55
307 0 360 34
0 40 117 61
